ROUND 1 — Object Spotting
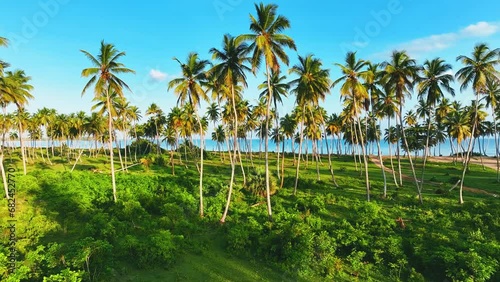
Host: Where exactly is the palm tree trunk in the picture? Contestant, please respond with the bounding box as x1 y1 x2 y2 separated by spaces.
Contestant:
323 122 338 187
419 116 433 194
221 85 240 222
220 129 235 223
294 105 305 195
354 111 370 202
264 66 273 220
106 92 118 203
398 105 423 204
0 153 10 199
493 107 499 182
280 139 286 188
194 106 205 218
123 131 128 172
388 118 398 187
19 123 27 175
115 135 124 171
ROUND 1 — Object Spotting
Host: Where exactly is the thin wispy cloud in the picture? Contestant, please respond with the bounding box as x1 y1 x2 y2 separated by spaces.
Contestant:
372 21 499 59
149 69 168 81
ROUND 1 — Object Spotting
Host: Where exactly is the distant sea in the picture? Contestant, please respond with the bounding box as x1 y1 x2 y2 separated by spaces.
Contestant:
12 137 498 157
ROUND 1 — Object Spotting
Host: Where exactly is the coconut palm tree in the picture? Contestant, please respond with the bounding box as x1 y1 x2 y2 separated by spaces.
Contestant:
258 69 289 179
209 34 251 222
145 103 163 154
455 43 500 204
332 51 371 201
80 40 135 203
240 2 296 219
168 52 210 218
416 57 455 189
3 70 34 175
484 79 500 180
364 62 388 196
290 54 331 195
125 105 141 162
382 50 423 203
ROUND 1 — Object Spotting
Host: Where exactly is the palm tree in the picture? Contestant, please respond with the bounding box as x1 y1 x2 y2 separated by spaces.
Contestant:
125 105 141 162
416 58 455 189
80 40 135 203
279 113 296 187
145 103 163 154
484 79 500 180
240 2 296 220
455 43 500 204
382 50 423 203
3 70 34 175
364 62 388 196
332 51 371 201
290 54 331 195
258 69 289 180
168 52 210 218
209 34 251 223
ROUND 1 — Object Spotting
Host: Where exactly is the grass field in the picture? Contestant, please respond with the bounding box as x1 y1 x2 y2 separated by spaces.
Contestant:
1 148 499 281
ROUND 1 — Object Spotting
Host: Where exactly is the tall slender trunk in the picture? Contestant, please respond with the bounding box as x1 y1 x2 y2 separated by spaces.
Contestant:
115 135 124 171
19 123 27 175
220 128 235 223
194 106 204 218
314 139 320 180
350 123 358 171
459 94 480 204
354 103 370 202
280 139 286 188
323 121 338 187
388 118 398 187
106 91 118 203
264 66 273 220
398 104 423 204
0 153 9 199
123 131 128 172
294 105 305 195
375 122 387 197
419 116 433 194
493 107 499 182
221 84 239 223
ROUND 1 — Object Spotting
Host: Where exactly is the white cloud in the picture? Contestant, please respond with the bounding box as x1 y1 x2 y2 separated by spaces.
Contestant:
375 21 499 58
149 69 168 81
461 21 499 37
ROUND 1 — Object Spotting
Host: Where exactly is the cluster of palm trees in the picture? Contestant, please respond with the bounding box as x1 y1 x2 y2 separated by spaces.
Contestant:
2 3 500 220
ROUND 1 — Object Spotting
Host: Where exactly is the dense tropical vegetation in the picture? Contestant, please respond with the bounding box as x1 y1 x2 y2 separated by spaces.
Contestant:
1 2 500 281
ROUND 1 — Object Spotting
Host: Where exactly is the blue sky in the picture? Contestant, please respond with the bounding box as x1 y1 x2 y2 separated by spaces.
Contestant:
1 0 499 127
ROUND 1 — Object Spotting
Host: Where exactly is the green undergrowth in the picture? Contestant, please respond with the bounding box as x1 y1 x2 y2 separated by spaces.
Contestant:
0 152 499 281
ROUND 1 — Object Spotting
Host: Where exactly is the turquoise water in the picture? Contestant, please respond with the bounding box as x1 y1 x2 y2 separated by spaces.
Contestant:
14 137 496 157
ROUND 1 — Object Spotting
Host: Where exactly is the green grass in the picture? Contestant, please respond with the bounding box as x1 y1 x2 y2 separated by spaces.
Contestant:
2 148 500 281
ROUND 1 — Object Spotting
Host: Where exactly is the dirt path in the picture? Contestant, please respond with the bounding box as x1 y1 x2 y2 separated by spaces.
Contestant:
368 156 499 198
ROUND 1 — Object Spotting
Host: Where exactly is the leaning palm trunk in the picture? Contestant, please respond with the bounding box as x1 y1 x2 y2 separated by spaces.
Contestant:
220 129 236 222
398 106 423 204
0 153 9 199
419 117 433 194
193 106 205 217
388 118 398 187
221 86 239 223
19 123 27 175
459 95 480 204
322 121 338 187
115 136 124 171
294 105 305 195
106 93 118 203
354 111 370 202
